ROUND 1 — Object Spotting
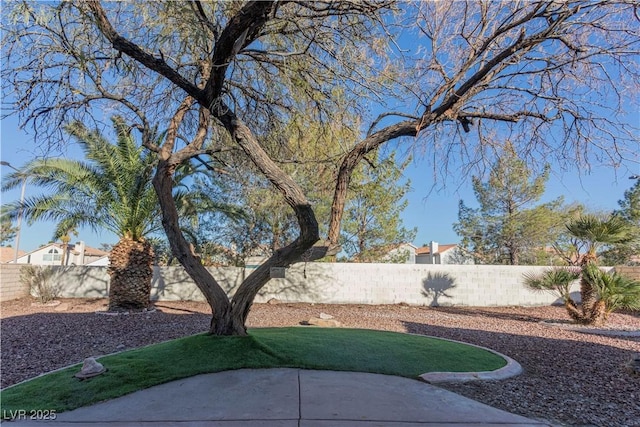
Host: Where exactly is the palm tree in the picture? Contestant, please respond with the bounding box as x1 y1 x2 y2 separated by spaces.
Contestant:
3 117 189 311
59 227 78 266
526 214 637 325
566 214 635 323
524 267 582 322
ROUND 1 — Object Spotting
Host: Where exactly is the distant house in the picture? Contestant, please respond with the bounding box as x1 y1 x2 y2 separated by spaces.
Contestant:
381 243 417 264
11 241 109 266
415 241 473 265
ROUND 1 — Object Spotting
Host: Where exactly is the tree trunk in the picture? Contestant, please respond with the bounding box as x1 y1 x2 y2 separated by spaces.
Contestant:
590 300 607 326
563 299 585 323
153 159 239 334
508 243 519 265
578 275 598 323
327 119 430 247
107 236 154 311
578 254 600 324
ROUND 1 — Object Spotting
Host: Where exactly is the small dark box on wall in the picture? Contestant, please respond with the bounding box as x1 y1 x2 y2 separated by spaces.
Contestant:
270 267 286 279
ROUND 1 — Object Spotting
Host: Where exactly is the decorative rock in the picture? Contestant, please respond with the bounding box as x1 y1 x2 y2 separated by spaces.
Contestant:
31 300 61 307
267 298 281 305
74 357 105 379
624 354 640 376
307 317 342 328
318 312 333 320
54 303 70 312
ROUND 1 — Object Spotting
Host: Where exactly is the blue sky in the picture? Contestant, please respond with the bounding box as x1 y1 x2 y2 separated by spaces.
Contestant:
2 1 639 256
2 111 639 254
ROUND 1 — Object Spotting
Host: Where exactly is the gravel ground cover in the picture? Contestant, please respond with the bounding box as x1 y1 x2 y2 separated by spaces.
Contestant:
1 297 639 427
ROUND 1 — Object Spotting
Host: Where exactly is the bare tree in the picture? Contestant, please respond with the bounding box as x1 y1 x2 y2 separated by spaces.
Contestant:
2 1 638 335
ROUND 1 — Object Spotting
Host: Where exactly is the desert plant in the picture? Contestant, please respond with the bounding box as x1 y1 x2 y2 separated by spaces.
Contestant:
2 118 230 311
525 264 640 325
567 214 635 323
20 265 59 304
525 214 637 325
587 268 640 318
524 268 581 303
524 267 582 322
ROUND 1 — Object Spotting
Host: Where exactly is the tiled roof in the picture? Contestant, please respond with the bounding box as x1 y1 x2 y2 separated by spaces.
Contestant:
0 247 26 263
74 245 109 257
17 242 109 259
415 244 457 255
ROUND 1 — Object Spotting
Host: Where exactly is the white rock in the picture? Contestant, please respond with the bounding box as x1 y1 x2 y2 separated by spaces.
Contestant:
75 357 105 379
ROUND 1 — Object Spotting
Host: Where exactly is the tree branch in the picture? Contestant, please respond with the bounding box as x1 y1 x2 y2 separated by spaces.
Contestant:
86 1 203 100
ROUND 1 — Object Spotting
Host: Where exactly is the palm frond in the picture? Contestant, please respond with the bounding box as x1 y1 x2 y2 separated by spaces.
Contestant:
523 267 580 302
591 272 640 313
567 214 635 250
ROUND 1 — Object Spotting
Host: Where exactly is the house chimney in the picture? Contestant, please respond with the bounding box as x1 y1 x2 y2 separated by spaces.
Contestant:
430 241 438 264
76 241 85 265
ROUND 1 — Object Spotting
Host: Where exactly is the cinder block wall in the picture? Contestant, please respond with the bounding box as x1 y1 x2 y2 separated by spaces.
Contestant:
0 264 28 302
257 263 583 306
614 266 640 281
5 262 626 306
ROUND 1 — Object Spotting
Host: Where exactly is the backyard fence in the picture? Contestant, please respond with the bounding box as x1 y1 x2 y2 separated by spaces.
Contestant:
1 262 634 306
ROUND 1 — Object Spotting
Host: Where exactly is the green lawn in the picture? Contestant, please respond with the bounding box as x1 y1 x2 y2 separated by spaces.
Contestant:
0 327 506 414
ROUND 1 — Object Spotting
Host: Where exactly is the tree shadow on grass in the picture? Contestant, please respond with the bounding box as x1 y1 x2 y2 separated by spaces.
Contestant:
401 320 640 427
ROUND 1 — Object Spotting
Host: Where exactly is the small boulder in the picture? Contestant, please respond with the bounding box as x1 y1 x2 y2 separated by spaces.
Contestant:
74 357 105 379
624 354 640 377
54 302 70 312
307 317 342 328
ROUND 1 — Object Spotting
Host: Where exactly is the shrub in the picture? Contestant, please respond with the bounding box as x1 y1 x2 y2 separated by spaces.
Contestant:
20 265 59 303
589 269 640 317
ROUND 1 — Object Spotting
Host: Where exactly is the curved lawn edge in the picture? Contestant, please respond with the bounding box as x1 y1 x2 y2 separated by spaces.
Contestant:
0 327 517 415
418 336 523 383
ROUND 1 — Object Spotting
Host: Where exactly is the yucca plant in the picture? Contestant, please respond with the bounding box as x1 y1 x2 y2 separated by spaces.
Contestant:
2 117 209 311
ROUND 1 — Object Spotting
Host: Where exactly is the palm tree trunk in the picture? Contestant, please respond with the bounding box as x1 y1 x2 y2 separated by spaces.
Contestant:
578 254 600 324
591 300 607 325
107 237 154 311
564 299 585 323
579 275 598 323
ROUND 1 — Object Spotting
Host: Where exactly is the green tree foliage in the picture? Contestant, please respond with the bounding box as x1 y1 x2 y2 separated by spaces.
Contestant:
2 117 161 241
454 143 570 265
601 179 640 265
341 152 416 262
189 111 354 265
194 114 415 265
0 220 17 247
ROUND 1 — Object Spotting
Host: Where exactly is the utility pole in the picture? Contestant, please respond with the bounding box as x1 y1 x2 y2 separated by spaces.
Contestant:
0 161 27 263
